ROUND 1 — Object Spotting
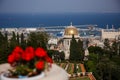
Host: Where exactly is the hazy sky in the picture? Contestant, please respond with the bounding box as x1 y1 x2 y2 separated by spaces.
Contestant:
0 0 120 14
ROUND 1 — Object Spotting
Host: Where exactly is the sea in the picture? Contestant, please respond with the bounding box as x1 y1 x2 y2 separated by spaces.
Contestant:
0 13 120 29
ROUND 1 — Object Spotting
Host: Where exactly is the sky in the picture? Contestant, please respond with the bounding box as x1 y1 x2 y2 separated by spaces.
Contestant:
0 0 120 14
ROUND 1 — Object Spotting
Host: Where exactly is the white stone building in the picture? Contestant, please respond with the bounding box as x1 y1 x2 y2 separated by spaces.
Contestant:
101 29 120 40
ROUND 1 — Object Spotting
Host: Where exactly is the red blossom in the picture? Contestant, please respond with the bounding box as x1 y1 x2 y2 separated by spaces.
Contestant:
9 46 24 61
7 46 53 73
35 47 47 58
22 46 34 61
35 61 44 70
12 52 21 61
13 46 24 54
8 54 15 63
45 56 53 63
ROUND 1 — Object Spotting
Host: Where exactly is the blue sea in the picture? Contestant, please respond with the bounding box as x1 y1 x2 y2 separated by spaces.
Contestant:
0 13 120 29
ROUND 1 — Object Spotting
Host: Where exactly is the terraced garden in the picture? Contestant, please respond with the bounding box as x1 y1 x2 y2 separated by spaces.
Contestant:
70 77 90 80
56 63 90 80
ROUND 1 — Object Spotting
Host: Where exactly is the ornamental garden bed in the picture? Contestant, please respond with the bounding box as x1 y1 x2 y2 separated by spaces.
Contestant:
69 76 90 80
56 63 86 78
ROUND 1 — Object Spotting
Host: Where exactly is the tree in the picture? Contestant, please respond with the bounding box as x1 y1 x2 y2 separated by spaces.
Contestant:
16 32 20 45
9 32 18 52
104 38 112 58
27 32 49 50
20 33 26 49
88 46 103 54
111 66 120 80
69 35 81 61
38 32 48 50
112 41 117 55
0 32 5 63
104 38 110 52
59 51 65 61
4 32 9 53
78 39 84 61
78 39 83 51
0 32 9 63
96 62 112 80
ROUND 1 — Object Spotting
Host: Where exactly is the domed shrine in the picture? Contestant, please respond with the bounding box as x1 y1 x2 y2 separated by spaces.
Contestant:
63 22 80 59
64 22 79 38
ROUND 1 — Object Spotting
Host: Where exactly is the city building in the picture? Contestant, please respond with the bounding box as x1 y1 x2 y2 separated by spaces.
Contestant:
101 29 120 40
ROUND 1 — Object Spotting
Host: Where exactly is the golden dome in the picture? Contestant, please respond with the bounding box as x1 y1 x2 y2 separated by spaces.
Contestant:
64 24 79 36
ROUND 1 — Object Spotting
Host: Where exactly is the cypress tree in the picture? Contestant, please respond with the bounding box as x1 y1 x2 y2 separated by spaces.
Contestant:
69 35 81 61
78 39 84 61
20 33 26 49
27 32 37 48
9 32 17 51
4 32 9 55
0 32 5 63
38 32 48 50
112 41 117 55
104 38 110 52
17 32 20 45
0 32 9 63
27 32 48 49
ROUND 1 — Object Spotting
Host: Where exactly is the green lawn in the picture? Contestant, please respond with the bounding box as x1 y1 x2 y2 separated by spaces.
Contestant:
61 63 67 69
69 76 90 80
67 63 73 74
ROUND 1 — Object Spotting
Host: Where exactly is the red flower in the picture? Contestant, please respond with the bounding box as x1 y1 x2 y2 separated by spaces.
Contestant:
45 56 53 63
35 47 47 58
22 46 34 61
13 46 24 54
9 46 24 61
7 46 53 75
8 54 15 63
35 61 44 70
12 52 21 61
